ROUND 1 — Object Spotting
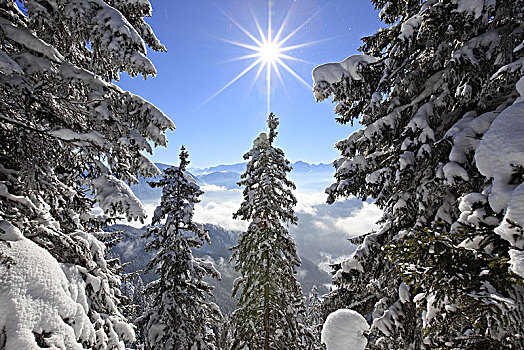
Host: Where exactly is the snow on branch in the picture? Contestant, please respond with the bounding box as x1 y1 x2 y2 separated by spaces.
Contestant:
312 55 378 101
91 174 146 222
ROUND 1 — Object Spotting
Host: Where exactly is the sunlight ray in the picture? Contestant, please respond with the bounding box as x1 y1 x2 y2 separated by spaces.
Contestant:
201 58 263 108
248 61 268 94
279 37 336 52
208 0 325 112
217 53 261 64
272 60 285 87
273 4 294 43
275 57 311 88
249 5 267 44
278 53 311 64
217 38 261 51
267 0 272 46
215 5 264 47
266 61 271 114
278 4 328 47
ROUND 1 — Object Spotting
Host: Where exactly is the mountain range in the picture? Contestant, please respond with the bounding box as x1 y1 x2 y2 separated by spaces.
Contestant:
108 223 332 314
130 161 335 201
115 160 381 312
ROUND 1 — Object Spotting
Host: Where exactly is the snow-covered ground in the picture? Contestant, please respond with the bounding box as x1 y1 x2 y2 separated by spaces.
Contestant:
0 221 95 349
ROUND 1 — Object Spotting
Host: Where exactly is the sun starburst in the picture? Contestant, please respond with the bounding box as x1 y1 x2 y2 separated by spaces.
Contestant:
201 1 326 114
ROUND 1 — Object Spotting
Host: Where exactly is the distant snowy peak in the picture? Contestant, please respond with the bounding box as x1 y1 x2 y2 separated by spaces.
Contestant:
130 161 335 202
188 162 246 176
290 160 334 173
187 161 333 176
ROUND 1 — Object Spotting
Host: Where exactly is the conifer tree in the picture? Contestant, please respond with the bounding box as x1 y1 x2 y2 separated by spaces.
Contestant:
127 275 150 349
312 0 524 348
0 1 173 348
305 286 326 350
142 146 221 350
229 113 311 350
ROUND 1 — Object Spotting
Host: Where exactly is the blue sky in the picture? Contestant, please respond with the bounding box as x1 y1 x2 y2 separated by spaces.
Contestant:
117 0 383 169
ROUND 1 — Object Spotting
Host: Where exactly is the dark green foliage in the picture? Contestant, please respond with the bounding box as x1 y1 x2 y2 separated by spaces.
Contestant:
1 0 172 347
229 114 314 350
313 0 524 347
387 225 523 348
142 146 221 350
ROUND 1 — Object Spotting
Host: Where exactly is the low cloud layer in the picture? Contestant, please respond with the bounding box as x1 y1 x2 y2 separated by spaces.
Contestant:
333 202 382 238
121 173 383 265
195 199 248 231
193 187 382 263
295 191 330 215
291 199 382 262
200 184 229 192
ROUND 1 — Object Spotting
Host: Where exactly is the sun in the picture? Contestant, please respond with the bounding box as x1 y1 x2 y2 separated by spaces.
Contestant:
258 40 282 65
201 1 326 114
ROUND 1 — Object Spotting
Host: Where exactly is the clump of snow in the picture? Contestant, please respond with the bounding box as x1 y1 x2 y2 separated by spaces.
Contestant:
399 151 415 171
406 102 436 143
475 102 524 213
341 256 363 273
253 132 269 148
393 198 408 215
0 220 24 241
62 0 156 76
312 55 377 100
122 92 175 147
457 192 499 227
378 2 392 19
0 183 37 212
472 78 524 295
446 111 497 164
0 50 23 76
0 17 64 62
451 30 500 65
371 301 404 337
509 249 524 278
91 174 146 221
423 293 439 329
0 229 95 349
518 76 524 96
366 168 387 184
138 153 161 178
321 309 369 350
399 282 410 303
495 183 524 249
443 161 469 185
399 15 422 40
491 58 524 82
451 0 495 19
50 129 107 148
516 76 524 104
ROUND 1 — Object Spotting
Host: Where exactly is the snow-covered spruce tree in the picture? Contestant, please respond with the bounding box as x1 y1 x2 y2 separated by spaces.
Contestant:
313 0 524 348
142 146 222 350
229 113 313 350
129 275 150 348
0 0 174 348
305 286 326 350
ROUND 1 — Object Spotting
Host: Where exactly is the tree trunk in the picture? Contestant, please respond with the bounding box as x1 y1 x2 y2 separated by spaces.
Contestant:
264 281 270 350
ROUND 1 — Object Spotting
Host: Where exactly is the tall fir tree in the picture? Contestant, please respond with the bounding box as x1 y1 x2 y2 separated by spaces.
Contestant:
142 146 222 350
0 0 173 348
312 0 524 348
229 113 312 350
305 286 326 350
